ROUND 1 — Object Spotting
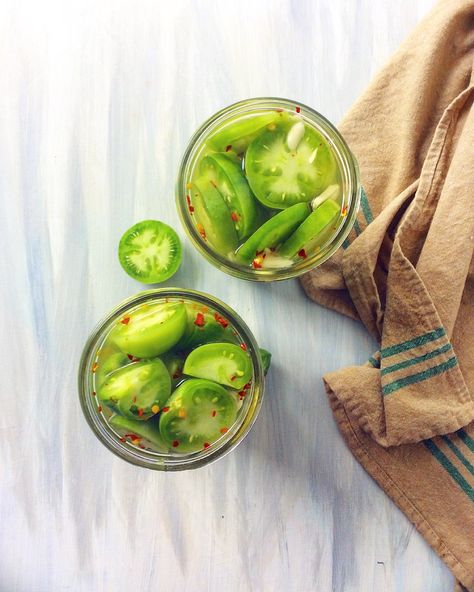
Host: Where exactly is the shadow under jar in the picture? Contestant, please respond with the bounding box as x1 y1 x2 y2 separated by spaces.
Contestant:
78 289 264 471
177 97 361 281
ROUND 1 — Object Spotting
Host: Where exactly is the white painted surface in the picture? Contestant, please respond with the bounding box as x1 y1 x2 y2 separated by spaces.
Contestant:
0 1 454 591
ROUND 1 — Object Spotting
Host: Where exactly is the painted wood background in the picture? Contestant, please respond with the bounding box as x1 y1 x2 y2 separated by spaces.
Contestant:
1 0 454 590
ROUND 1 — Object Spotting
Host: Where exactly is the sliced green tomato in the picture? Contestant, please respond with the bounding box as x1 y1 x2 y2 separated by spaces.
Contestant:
199 154 258 240
183 342 252 390
245 121 337 209
191 178 238 255
236 202 310 264
160 352 185 387
259 348 272 375
175 303 238 351
159 379 237 452
95 352 130 387
98 359 171 420
205 111 280 152
109 414 168 452
278 199 341 258
111 302 187 358
118 220 182 283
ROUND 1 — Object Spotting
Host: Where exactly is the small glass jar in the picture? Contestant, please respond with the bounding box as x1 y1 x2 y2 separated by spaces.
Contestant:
176 97 360 281
78 288 264 471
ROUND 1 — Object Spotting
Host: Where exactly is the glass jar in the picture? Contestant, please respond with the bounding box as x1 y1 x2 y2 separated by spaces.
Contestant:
78 288 264 471
176 97 360 281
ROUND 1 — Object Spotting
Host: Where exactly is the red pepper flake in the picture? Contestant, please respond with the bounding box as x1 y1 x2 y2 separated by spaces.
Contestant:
124 433 138 439
162 406 170 413
238 390 246 400
194 312 205 327
201 305 209 313
230 374 237 382
341 204 348 217
97 405 102 412
186 194 194 213
172 440 180 448
214 313 229 328
127 354 134 360
132 357 141 363
210 180 217 188
231 211 239 222
295 106 301 113
203 442 210 449
91 362 99 373
244 382 252 390
186 182 193 189
252 257 263 269
139 445 146 450
138 408 144 417
275 108 283 113
240 343 247 351
92 391 96 397
172 369 182 379
197 223 206 240
225 145 232 152
121 316 130 325
211 410 217 417
120 437 126 443
220 427 228 434
298 249 307 259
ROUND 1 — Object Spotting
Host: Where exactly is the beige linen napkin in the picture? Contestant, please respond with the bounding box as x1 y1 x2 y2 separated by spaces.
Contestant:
301 1 474 588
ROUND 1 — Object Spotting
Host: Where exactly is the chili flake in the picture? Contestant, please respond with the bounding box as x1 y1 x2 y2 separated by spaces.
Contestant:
225 145 232 152
220 427 228 434
231 212 239 222
91 362 99 373
194 312 205 327
121 316 130 325
127 354 134 361
211 410 217 417
138 408 144 417
275 108 283 113
203 442 210 449
151 404 160 414
295 106 301 113
240 343 247 351
298 249 307 259
92 391 96 397
178 408 186 418
252 257 263 269
197 223 206 240
186 182 193 189
230 374 237 382
120 437 126 443
214 313 229 328
172 370 182 379
97 405 102 413
341 205 348 216
172 440 180 448
186 195 194 213
162 406 170 413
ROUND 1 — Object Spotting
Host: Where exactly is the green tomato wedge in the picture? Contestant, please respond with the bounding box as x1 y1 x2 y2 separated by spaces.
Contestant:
109 414 168 452
259 348 272 375
199 153 258 240
159 379 237 452
183 342 252 390
95 352 130 387
236 202 310 264
175 303 238 351
191 177 238 256
98 359 171 420
245 121 337 209
205 111 280 152
111 302 187 358
278 198 341 258
118 220 182 283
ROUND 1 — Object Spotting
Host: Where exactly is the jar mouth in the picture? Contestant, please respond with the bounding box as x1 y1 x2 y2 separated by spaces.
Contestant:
176 97 361 282
78 288 265 471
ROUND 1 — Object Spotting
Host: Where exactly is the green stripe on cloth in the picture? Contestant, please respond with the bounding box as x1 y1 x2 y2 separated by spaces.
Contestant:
442 436 474 477
457 429 474 454
342 238 351 250
360 187 374 224
381 342 452 376
424 440 474 503
353 219 362 236
382 356 458 396
368 356 380 368
381 327 446 358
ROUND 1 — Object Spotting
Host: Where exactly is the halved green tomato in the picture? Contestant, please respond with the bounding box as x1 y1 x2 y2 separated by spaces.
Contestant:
95 352 130 387
278 199 341 258
245 121 337 208
205 111 280 152
98 359 171 420
199 153 258 240
183 342 252 390
236 202 310 263
118 220 182 283
109 414 168 451
259 348 272 375
111 302 187 358
175 303 238 351
191 178 238 255
159 378 237 452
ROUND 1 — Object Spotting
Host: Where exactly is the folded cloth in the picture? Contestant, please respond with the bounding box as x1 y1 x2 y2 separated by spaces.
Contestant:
301 0 474 588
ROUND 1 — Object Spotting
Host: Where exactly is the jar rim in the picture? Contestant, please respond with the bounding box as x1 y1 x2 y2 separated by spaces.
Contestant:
78 288 265 471
176 97 361 282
